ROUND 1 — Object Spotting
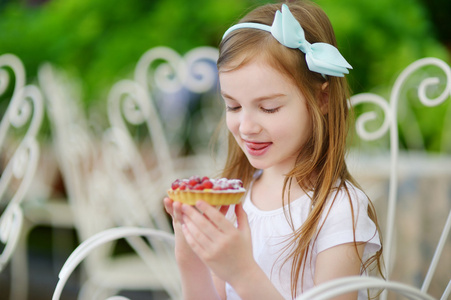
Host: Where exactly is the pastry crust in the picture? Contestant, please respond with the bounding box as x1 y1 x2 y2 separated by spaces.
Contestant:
167 176 245 205
167 189 245 205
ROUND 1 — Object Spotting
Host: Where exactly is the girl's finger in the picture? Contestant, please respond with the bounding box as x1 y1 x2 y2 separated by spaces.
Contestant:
181 215 213 258
194 201 234 233
172 201 185 224
181 203 222 241
163 197 172 213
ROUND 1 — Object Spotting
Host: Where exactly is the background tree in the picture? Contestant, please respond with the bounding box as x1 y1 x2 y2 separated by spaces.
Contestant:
0 0 449 150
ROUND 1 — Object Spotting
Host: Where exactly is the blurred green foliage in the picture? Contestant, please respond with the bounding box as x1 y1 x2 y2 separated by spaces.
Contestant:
317 0 449 91
0 0 450 151
0 0 255 104
315 0 450 152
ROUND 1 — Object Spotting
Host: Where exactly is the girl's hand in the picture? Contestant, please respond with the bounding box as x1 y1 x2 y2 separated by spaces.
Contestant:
164 197 227 299
180 200 255 283
163 197 195 260
167 199 283 299
163 196 183 225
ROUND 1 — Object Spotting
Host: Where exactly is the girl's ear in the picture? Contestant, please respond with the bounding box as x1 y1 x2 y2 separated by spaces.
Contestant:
319 82 329 114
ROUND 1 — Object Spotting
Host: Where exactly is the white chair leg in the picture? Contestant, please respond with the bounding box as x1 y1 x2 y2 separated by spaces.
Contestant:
77 279 97 300
78 279 118 300
9 220 31 300
440 280 451 300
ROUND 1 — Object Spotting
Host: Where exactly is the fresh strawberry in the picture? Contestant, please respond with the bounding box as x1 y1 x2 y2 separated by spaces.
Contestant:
188 178 199 187
171 179 180 190
202 180 213 189
171 176 243 192
193 184 204 190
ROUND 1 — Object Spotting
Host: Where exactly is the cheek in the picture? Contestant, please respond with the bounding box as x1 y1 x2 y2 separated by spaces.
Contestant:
275 114 313 143
225 114 239 135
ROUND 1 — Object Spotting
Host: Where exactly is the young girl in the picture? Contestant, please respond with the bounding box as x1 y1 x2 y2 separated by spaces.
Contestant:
164 1 383 299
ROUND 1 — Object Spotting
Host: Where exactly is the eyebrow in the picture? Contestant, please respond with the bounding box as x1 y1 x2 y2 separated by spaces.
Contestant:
220 92 286 102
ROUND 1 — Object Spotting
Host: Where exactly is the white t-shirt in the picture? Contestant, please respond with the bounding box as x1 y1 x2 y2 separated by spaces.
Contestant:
225 178 381 300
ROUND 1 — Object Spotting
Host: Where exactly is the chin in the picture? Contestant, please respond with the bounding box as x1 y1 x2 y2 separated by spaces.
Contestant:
246 157 272 170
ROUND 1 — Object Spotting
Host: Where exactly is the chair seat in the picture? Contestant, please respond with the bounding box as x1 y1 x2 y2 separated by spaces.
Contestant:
23 199 74 228
89 253 179 291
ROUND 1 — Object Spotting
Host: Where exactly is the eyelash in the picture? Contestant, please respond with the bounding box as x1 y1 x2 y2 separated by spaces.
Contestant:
226 106 241 112
261 107 280 114
226 106 281 114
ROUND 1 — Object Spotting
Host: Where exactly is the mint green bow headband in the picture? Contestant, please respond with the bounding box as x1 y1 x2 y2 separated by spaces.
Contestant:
222 4 352 77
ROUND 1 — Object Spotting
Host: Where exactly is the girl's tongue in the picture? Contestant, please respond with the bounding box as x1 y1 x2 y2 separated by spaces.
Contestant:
247 142 271 150
245 141 272 156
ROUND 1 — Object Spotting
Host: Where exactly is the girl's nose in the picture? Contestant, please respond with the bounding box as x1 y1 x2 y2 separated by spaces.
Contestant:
239 111 261 136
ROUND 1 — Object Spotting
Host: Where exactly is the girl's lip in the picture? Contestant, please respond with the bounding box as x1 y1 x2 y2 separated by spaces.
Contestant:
243 140 272 156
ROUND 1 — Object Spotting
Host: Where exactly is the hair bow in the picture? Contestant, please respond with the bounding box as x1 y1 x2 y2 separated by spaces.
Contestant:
222 4 352 77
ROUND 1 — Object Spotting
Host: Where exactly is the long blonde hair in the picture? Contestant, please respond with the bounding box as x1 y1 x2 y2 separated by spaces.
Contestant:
217 0 383 298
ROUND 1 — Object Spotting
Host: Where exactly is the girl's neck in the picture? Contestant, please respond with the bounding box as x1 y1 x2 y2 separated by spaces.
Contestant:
251 168 306 211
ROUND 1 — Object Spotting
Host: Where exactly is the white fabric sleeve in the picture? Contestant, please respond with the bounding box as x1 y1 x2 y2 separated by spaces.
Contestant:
315 185 381 258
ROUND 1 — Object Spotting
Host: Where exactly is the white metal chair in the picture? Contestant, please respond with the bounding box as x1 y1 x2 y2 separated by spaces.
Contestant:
77 46 223 298
129 46 226 175
39 63 181 299
44 46 224 300
52 227 180 300
97 45 226 241
303 57 451 299
296 276 437 300
100 47 223 234
0 53 44 298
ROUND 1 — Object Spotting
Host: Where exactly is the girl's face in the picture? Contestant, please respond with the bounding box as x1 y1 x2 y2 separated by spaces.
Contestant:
220 59 313 174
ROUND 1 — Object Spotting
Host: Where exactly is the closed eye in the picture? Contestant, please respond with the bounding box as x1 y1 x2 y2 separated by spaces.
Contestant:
261 107 280 114
226 105 241 112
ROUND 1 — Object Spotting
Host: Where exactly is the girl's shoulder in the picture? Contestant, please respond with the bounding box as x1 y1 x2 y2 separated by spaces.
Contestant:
325 181 370 213
317 180 381 256
332 180 366 199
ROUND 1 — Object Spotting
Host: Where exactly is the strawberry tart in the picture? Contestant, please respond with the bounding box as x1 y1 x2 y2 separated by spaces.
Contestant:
167 175 245 205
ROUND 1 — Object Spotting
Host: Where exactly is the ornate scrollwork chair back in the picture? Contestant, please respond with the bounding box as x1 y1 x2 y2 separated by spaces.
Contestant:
0 54 44 300
101 46 224 236
40 60 182 299
0 53 44 272
296 57 451 299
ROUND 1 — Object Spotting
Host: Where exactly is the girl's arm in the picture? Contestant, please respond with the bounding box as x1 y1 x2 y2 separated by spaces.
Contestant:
314 242 365 300
164 198 223 300
181 201 284 300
